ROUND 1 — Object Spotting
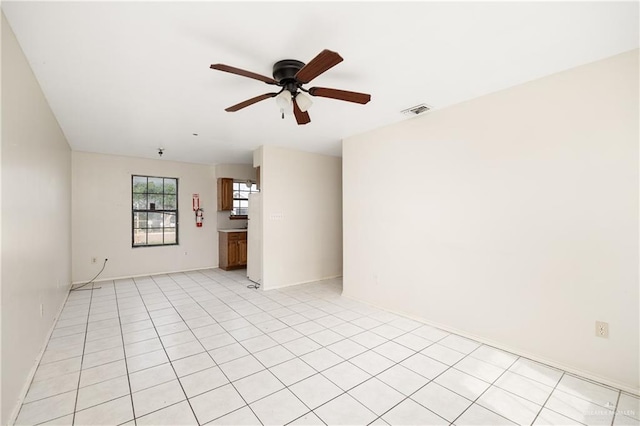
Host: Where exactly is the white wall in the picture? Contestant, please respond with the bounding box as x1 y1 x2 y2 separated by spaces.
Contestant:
215 164 256 230
1 13 72 424
72 152 217 282
343 49 639 392
260 145 342 289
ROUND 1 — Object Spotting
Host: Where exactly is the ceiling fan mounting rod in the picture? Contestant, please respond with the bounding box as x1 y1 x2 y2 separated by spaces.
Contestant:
285 82 299 96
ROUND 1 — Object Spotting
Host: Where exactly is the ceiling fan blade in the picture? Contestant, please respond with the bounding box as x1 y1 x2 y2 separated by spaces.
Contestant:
294 49 343 84
210 64 278 85
225 93 278 112
293 98 311 125
308 87 371 104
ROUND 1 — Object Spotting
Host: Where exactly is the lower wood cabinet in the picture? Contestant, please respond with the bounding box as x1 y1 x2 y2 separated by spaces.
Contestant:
219 231 247 270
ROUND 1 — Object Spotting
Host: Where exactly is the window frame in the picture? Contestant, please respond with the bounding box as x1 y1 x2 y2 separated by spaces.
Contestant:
131 175 179 248
230 181 258 220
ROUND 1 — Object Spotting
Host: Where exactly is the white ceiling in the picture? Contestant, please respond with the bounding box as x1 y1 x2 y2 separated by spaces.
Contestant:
3 1 638 165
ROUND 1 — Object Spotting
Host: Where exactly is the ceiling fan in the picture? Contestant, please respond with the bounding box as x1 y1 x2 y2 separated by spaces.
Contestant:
210 49 371 125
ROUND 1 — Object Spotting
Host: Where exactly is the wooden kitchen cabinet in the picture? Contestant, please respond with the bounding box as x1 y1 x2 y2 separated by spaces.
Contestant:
219 231 247 270
217 178 233 211
238 239 247 265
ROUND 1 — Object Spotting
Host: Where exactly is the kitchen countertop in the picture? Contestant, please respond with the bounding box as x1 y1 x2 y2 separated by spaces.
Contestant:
218 228 248 233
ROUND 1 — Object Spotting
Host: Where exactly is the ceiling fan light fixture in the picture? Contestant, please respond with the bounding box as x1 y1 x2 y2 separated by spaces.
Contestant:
275 90 292 109
296 92 313 112
275 90 293 116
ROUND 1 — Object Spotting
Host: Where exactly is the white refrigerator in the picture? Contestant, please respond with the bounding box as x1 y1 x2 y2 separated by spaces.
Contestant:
247 193 262 285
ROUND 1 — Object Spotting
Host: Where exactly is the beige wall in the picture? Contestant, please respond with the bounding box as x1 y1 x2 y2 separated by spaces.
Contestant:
72 152 217 282
215 164 256 181
343 49 639 392
260 146 342 289
1 13 73 424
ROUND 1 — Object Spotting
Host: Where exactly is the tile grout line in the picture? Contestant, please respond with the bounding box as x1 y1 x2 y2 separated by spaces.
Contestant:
295 309 461 422
164 271 308 425
14 295 90 423
32 280 436 420
18 269 635 426
448 353 527 425
343 291 636 407
173 270 348 425
529 371 580 426
70 288 136 415
206 273 352 426
531 371 621 426
145 272 640 426
370 332 620 425
224 274 497 421
195 286 289 420
23 272 381 421
70 283 97 425
113 280 139 425
42 298 499 425
172 270 458 425
148 272 276 424
610 389 622 426
365 336 493 425
238 314 443 422
129 275 201 424
29 315 173 402
365 336 524 425
25 317 418 410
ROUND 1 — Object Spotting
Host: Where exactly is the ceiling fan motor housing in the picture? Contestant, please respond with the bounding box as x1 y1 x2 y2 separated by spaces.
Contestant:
272 60 305 85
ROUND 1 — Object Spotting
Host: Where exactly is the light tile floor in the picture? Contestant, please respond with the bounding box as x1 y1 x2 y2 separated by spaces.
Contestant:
15 268 639 426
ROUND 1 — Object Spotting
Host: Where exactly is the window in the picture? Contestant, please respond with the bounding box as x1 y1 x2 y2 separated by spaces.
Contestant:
231 181 258 218
132 175 178 247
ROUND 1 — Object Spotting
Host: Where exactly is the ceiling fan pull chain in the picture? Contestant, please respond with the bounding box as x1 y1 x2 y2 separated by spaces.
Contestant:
280 108 285 119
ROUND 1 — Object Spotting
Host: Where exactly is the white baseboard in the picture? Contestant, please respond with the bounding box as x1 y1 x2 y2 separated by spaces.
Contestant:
341 292 640 397
262 274 343 291
71 265 218 285
8 288 72 426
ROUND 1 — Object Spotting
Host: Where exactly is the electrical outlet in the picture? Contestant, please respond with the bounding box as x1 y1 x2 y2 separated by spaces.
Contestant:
91 257 97 264
596 321 609 338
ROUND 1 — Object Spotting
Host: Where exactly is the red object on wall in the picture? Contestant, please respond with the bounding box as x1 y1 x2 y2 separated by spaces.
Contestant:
192 194 200 211
195 208 204 228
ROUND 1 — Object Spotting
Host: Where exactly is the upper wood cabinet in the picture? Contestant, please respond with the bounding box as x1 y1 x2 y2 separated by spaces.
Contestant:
217 178 233 211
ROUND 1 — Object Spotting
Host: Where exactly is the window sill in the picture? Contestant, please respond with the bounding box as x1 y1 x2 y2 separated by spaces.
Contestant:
132 243 179 248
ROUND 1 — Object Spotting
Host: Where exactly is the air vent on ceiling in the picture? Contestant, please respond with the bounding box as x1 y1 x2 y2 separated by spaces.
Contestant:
401 103 431 116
